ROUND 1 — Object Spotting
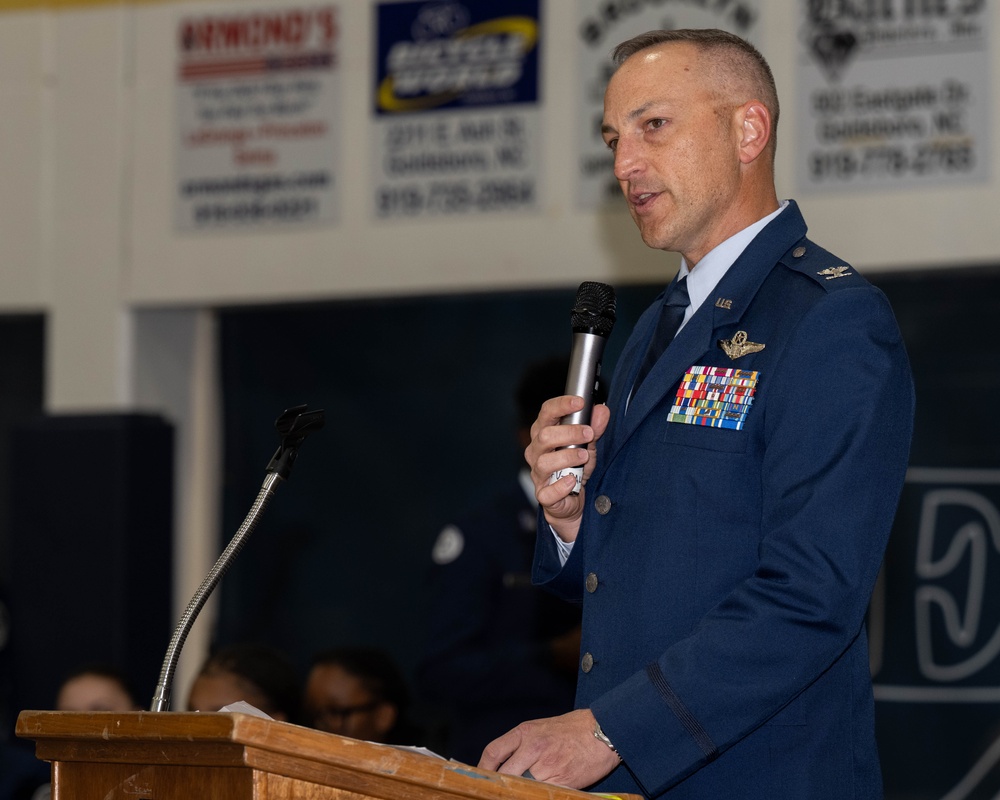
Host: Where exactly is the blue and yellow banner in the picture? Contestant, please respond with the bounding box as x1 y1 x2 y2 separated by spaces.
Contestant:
374 0 539 115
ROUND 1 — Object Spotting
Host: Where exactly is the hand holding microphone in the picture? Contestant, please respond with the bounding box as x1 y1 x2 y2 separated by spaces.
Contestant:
548 281 616 495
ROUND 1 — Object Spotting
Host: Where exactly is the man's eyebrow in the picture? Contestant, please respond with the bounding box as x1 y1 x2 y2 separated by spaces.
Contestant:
601 102 654 136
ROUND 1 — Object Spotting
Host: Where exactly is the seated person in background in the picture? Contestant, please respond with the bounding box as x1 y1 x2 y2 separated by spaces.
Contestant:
22 664 141 800
186 642 301 722
55 664 140 712
416 357 586 765
304 647 417 744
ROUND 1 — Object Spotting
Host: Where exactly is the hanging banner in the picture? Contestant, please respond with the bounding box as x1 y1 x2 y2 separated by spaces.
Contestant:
175 5 341 230
372 0 541 220
797 2 990 193
574 0 762 211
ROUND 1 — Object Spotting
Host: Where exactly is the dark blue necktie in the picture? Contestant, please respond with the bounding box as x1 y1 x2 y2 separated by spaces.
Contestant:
633 275 689 394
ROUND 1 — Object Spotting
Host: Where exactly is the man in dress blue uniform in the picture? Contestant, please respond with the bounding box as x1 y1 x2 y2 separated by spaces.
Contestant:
478 29 914 798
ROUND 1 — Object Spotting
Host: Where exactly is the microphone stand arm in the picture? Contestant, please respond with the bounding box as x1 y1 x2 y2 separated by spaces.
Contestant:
150 472 282 712
150 405 324 712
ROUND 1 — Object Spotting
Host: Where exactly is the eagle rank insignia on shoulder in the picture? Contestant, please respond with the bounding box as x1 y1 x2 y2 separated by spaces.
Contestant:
719 330 765 361
817 266 853 280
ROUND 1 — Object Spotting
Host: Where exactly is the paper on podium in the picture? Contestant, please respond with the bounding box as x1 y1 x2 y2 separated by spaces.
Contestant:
217 700 274 719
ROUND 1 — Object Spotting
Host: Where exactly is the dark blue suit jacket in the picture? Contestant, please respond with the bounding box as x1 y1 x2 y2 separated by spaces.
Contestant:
534 202 914 798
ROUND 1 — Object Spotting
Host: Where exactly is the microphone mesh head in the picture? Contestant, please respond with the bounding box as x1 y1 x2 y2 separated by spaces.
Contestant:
571 281 617 336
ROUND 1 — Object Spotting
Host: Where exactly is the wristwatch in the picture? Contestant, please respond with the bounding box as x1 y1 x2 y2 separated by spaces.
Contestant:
593 720 622 761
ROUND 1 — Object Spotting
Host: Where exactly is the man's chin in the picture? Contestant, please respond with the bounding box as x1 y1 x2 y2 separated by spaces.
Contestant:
637 227 672 251
629 216 661 248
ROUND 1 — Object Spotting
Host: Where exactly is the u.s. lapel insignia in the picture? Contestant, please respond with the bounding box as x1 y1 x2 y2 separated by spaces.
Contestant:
715 297 733 310
718 330 765 361
817 266 852 280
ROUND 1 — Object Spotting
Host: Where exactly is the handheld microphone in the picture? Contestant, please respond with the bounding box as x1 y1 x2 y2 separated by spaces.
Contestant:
550 281 616 495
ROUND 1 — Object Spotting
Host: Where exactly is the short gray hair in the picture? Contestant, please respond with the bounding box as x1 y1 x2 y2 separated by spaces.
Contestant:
612 29 779 155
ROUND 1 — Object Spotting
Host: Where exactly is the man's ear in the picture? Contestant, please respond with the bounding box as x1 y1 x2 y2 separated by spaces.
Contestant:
737 101 772 164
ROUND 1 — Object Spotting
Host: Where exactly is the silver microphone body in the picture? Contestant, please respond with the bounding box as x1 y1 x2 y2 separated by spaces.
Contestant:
562 331 607 428
549 282 616 495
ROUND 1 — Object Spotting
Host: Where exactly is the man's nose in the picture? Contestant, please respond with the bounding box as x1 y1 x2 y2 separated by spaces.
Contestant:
613 137 643 181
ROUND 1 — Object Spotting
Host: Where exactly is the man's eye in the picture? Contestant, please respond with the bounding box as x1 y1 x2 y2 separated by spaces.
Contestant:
647 118 665 130
606 138 618 152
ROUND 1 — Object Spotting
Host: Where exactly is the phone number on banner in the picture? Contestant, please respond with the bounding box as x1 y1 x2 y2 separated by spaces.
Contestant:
192 196 319 224
376 178 535 217
808 140 975 182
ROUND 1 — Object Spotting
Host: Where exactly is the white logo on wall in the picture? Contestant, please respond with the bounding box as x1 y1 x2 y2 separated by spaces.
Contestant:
873 467 1000 800
915 488 1000 684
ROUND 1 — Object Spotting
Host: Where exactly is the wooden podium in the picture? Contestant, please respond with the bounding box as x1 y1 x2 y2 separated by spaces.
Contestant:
17 711 640 800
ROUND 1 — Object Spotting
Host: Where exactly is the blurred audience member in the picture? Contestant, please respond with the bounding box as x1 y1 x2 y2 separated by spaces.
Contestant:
55 664 139 712
305 647 417 744
186 643 301 722
416 357 585 764
13 664 139 800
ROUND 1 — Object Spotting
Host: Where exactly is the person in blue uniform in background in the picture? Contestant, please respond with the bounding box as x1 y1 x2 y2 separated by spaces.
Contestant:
479 29 914 799
418 357 588 765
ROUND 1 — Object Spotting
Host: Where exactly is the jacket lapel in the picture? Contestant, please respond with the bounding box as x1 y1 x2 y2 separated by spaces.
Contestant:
611 293 717 450
600 201 809 470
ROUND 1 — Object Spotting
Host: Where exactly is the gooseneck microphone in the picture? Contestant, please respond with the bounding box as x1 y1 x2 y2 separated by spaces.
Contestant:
550 281 616 495
149 405 324 712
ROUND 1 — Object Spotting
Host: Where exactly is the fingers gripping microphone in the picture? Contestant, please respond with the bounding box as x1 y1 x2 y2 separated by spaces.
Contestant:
550 281 616 495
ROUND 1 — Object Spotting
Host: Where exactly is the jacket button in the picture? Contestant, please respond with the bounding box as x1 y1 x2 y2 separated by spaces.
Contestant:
581 652 594 673
594 495 612 515
585 572 599 593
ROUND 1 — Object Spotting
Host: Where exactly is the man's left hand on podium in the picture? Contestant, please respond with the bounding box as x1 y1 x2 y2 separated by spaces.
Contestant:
477 708 621 790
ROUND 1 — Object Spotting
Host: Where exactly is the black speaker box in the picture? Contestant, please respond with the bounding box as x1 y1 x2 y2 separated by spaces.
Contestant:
6 414 173 714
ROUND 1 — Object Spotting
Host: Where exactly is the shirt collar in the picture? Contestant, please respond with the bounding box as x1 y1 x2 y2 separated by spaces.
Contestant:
677 200 789 327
